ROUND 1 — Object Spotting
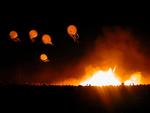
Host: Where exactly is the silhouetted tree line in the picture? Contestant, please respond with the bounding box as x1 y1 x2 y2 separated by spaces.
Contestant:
0 84 150 113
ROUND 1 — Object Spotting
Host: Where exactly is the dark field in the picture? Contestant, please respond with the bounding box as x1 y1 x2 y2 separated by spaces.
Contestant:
0 85 150 113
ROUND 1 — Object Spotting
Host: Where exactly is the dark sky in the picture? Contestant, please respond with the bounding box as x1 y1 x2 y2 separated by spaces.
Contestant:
0 6 150 84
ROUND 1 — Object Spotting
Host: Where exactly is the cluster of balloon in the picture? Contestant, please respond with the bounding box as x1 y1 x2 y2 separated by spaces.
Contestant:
42 34 53 45
29 30 38 42
9 30 20 42
67 25 79 42
9 24 79 63
40 53 49 62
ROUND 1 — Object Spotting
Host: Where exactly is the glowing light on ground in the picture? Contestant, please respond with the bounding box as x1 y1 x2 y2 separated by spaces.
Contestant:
80 68 121 86
80 66 142 86
124 72 141 85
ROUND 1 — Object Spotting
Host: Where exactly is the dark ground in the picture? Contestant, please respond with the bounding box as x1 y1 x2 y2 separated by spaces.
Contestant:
0 85 149 113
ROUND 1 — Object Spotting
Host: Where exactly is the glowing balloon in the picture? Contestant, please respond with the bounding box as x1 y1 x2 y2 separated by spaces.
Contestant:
67 25 77 35
42 34 53 45
9 30 20 42
29 30 38 41
67 25 79 42
40 54 49 62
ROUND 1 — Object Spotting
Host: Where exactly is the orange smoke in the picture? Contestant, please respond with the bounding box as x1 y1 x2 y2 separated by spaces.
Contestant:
77 27 149 84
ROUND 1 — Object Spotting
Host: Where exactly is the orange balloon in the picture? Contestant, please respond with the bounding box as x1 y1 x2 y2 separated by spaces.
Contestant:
40 54 48 62
42 34 52 45
67 25 77 35
29 30 38 39
9 31 18 39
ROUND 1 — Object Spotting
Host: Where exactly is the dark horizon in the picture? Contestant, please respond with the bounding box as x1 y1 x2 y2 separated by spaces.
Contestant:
0 84 150 113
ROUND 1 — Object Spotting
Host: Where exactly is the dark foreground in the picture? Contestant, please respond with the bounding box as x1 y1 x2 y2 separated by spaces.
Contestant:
0 85 150 113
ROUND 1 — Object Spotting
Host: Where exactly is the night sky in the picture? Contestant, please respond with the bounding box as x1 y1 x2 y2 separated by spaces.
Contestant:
0 6 150 84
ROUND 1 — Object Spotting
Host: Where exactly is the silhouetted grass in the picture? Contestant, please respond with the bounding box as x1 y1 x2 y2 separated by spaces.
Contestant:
0 84 149 113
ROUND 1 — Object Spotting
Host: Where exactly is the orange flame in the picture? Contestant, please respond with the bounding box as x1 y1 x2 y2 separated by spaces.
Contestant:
80 67 142 86
124 72 141 85
80 68 121 86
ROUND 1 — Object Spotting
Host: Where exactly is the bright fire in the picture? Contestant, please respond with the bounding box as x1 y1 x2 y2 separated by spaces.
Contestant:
124 72 141 85
81 68 121 86
80 68 142 86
